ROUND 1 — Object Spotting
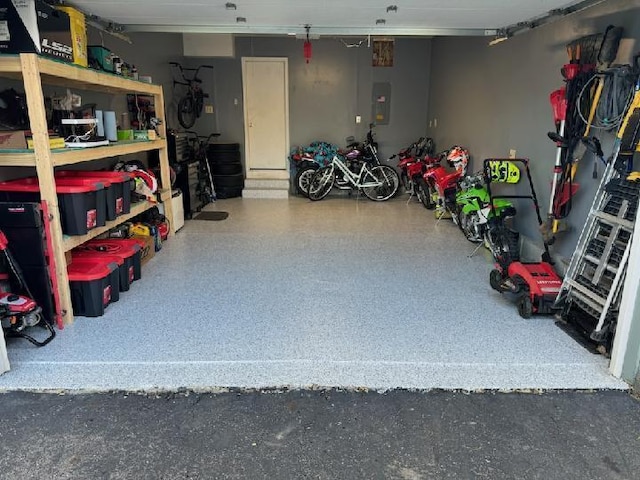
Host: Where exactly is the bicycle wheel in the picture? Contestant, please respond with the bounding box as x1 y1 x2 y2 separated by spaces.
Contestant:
178 95 196 129
308 167 335 201
195 91 204 118
361 165 399 201
295 164 318 197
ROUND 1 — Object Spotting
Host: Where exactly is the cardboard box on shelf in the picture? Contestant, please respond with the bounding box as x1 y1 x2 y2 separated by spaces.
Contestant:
55 5 87 67
131 235 155 266
132 130 157 141
0 131 27 149
0 0 75 64
26 136 66 149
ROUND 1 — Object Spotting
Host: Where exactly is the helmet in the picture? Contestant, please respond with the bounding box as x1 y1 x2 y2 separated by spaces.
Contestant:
131 169 158 200
446 146 469 175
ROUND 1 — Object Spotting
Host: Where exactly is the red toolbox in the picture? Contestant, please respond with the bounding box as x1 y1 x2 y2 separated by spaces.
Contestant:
0 177 106 235
85 238 142 282
67 257 120 317
56 171 133 220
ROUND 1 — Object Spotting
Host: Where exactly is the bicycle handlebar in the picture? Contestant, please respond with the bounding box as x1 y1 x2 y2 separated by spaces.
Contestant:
184 131 221 144
170 62 214 83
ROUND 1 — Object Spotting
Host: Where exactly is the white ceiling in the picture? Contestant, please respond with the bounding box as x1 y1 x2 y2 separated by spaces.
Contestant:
66 0 595 37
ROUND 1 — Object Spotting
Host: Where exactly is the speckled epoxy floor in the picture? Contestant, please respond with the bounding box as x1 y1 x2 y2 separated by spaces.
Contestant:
0 195 628 391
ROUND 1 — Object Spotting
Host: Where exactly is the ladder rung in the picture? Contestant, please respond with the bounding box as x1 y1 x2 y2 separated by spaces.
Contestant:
583 255 619 275
570 295 605 317
566 280 607 306
592 211 635 230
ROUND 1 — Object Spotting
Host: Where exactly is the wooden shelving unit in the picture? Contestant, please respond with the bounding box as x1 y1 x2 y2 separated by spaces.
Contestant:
0 54 174 324
62 201 155 252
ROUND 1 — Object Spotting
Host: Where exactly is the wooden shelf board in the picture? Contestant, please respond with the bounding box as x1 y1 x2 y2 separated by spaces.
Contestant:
51 139 167 166
62 201 155 252
0 55 162 95
0 140 166 167
0 152 37 166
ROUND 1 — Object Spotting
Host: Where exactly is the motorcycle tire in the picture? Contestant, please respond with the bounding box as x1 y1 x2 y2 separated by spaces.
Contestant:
308 167 335 201
487 225 520 267
215 186 243 199
210 151 242 165
214 173 244 189
295 164 318 197
208 143 240 154
489 269 503 291
212 162 243 176
400 172 411 192
416 179 436 210
361 165 400 201
178 95 196 129
458 211 483 244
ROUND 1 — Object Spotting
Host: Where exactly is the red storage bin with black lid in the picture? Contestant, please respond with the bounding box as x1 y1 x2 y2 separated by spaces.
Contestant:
0 177 106 235
71 249 131 292
68 258 120 317
56 171 133 220
85 238 142 282
55 177 107 228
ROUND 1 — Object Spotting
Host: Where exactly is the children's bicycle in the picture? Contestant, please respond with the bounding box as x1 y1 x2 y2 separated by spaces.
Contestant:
308 154 399 201
170 62 213 129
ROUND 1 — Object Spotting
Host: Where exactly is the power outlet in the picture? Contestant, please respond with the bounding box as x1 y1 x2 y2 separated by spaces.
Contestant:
205 105 214 114
509 149 516 159
355 115 361 124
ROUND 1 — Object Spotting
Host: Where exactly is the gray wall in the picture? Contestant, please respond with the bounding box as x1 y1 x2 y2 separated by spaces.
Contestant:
427 0 640 263
184 36 432 164
82 33 432 167
85 30 185 131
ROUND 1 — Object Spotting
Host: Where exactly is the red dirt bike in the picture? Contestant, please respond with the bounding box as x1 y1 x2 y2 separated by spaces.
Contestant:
419 146 469 218
393 137 434 198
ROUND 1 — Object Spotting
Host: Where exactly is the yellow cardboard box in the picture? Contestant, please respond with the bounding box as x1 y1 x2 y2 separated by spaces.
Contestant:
56 5 88 67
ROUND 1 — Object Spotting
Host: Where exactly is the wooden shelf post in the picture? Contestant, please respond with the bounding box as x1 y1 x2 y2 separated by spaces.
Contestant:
153 88 175 235
20 54 73 324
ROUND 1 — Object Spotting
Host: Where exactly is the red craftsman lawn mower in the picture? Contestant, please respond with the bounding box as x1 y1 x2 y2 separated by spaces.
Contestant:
486 158 563 318
0 229 55 346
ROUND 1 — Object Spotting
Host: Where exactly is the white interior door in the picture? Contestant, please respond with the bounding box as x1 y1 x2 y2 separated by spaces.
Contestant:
242 57 289 179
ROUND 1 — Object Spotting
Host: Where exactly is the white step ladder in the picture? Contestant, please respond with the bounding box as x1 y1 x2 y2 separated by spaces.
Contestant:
557 94 640 343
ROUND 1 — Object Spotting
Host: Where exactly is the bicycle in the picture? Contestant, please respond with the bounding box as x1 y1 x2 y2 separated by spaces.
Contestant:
307 154 399 201
170 62 213 129
185 131 220 204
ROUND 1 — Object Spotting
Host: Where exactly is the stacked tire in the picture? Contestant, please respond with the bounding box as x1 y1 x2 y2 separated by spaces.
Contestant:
207 143 244 199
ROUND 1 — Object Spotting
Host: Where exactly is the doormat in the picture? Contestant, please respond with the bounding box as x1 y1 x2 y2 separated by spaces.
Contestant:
194 211 229 221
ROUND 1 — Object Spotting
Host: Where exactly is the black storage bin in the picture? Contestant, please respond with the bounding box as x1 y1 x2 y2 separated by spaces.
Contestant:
85 239 142 282
68 258 119 317
0 177 106 235
56 171 133 220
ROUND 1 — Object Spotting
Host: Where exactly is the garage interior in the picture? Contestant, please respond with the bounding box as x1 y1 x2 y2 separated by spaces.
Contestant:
0 0 639 392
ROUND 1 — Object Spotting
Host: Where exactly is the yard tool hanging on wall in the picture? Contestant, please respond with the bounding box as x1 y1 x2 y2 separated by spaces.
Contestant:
542 27 624 244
